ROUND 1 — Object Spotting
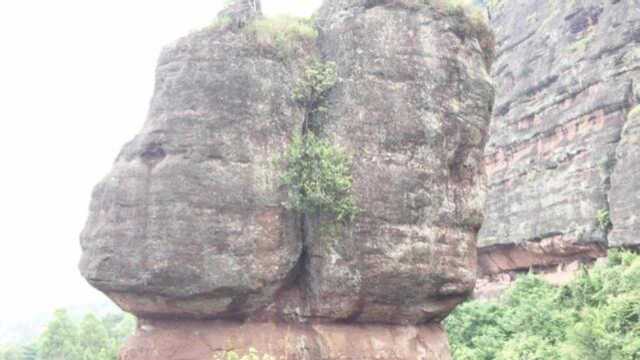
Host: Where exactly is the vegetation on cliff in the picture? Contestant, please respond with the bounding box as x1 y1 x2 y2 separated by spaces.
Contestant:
280 133 357 222
245 15 317 59
0 310 134 360
280 59 358 223
446 250 640 360
213 348 275 360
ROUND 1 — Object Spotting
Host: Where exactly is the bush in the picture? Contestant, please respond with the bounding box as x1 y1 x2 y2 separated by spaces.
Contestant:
212 348 275 360
293 60 337 115
245 15 317 59
416 0 495 68
446 250 640 360
596 209 612 231
1 309 136 360
280 133 358 222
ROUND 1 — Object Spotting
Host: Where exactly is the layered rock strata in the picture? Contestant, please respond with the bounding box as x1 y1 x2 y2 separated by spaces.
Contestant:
610 105 640 248
80 0 494 359
478 0 640 279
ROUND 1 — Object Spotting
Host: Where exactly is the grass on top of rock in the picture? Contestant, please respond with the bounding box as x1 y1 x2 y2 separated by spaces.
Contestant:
445 249 640 360
245 15 317 59
279 133 358 223
392 0 494 68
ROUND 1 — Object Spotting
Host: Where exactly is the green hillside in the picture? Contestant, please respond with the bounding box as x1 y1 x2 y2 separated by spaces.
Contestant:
446 250 640 360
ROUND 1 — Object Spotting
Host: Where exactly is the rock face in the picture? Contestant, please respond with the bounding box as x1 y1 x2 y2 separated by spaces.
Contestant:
610 105 640 248
79 0 494 359
302 0 494 324
479 0 640 277
79 7 308 318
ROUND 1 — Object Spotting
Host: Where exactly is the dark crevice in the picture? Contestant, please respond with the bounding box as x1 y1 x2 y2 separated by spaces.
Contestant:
280 215 311 293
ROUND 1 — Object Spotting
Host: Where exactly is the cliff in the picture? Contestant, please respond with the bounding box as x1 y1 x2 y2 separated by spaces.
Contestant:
79 0 494 359
478 0 640 281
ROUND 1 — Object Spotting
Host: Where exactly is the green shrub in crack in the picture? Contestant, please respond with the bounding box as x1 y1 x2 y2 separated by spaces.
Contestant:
280 133 358 222
293 60 338 116
245 16 317 59
597 209 612 231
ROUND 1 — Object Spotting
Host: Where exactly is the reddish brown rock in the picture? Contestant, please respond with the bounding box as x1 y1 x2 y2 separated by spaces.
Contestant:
120 319 451 360
477 236 606 276
473 259 599 300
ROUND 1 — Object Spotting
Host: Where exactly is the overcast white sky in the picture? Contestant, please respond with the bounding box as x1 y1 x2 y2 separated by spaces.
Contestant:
0 0 321 322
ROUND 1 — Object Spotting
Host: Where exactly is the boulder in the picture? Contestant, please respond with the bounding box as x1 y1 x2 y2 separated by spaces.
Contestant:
79 12 309 318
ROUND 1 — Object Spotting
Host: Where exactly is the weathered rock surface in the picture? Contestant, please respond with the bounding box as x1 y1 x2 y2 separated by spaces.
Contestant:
473 258 603 300
610 105 640 248
477 239 606 276
79 10 310 318
80 0 494 358
479 0 640 275
120 320 451 360
301 0 494 324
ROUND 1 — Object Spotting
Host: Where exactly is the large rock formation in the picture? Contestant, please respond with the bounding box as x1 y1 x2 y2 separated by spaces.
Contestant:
478 0 640 279
80 0 494 359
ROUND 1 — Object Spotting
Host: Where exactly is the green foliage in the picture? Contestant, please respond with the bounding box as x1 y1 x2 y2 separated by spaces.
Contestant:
497 334 562 360
245 16 317 59
446 250 640 360
426 0 494 67
212 348 275 360
596 208 612 231
280 133 358 222
293 60 337 114
1 310 135 360
39 309 81 360
0 345 22 360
